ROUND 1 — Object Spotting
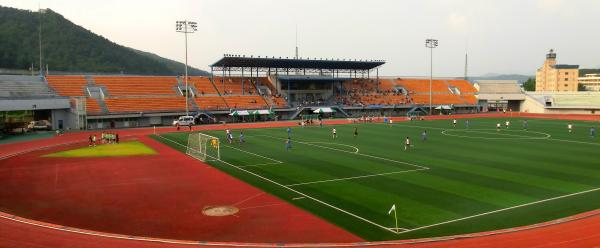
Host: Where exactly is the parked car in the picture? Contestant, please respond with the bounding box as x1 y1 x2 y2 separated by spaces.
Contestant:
27 120 52 131
172 116 195 126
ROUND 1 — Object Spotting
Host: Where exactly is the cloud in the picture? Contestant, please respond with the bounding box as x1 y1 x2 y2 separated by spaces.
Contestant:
448 13 468 33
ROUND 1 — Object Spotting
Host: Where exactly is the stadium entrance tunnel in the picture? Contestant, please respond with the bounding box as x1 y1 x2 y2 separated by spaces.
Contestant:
441 129 551 140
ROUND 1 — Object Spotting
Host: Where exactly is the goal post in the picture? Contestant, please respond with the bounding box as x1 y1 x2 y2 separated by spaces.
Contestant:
186 132 220 162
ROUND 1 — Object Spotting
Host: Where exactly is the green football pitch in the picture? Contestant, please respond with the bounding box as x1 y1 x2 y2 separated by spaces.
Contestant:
152 118 600 241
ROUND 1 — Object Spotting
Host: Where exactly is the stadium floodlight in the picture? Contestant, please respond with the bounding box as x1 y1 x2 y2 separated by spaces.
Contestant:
425 38 438 115
176 20 198 116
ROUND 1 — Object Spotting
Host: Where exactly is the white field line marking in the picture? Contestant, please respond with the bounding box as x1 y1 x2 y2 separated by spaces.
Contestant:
388 227 410 232
154 134 401 234
440 129 551 140
253 134 429 170
547 137 600 147
238 202 287 210
292 196 305 200
397 123 600 147
236 162 282 168
232 192 265 206
287 168 428 187
221 144 283 168
0 140 85 160
398 186 600 234
304 141 359 153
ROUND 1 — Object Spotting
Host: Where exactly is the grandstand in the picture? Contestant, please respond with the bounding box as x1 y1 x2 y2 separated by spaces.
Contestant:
1 55 486 131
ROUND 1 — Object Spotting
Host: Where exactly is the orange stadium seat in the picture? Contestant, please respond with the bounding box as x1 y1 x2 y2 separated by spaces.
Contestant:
194 96 228 110
104 97 186 113
447 80 478 93
410 94 465 105
85 98 103 114
396 79 449 93
378 79 396 91
46 75 88 96
213 77 258 95
460 94 478 104
271 96 288 107
188 76 219 95
222 95 269 109
94 76 178 96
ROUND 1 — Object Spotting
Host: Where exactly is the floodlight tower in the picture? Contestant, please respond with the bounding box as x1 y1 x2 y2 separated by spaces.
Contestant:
425 39 438 115
176 20 198 116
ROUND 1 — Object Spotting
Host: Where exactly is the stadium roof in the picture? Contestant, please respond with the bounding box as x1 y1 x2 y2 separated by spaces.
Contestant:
211 55 385 71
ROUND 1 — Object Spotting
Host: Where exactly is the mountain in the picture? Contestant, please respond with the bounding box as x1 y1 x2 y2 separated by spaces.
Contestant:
0 6 208 75
470 74 533 84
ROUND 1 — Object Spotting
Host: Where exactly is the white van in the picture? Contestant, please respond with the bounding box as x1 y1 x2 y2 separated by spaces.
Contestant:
172 116 195 126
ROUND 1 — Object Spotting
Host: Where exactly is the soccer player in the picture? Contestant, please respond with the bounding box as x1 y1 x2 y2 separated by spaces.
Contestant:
421 130 427 141
496 123 501 131
332 128 337 139
287 127 292 138
453 119 457 127
404 136 411 151
92 134 97 147
389 119 393 127
225 129 233 144
505 120 510 129
285 137 292 151
568 123 573 133
88 134 93 147
590 127 595 138
239 131 245 144
523 120 528 131
465 120 470 129
353 127 358 138
210 138 219 149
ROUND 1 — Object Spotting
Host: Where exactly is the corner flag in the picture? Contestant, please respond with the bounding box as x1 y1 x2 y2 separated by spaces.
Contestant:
388 204 399 233
388 204 396 215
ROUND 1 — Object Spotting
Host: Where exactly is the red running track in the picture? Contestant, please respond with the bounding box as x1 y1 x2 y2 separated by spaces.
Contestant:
0 135 362 244
0 114 599 247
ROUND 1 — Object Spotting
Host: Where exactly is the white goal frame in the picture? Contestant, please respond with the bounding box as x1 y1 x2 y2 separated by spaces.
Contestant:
186 132 220 162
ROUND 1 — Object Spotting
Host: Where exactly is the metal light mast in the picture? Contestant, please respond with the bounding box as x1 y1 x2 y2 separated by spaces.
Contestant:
425 39 438 115
176 20 198 116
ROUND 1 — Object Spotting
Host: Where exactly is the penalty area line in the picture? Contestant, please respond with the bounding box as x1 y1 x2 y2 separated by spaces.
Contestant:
286 168 428 187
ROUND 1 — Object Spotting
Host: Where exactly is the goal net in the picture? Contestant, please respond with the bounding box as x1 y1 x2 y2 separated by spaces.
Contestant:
186 132 220 162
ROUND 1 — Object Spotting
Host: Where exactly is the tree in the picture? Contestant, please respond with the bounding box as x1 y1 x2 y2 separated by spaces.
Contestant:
523 77 535 91
0 6 208 75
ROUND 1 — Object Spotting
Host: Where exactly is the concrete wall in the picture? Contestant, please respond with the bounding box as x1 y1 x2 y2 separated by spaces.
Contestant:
0 98 69 111
51 109 71 130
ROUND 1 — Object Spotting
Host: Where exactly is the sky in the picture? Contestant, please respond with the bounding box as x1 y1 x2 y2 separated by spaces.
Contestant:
1 0 599 77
